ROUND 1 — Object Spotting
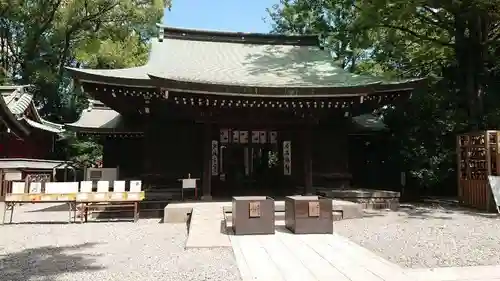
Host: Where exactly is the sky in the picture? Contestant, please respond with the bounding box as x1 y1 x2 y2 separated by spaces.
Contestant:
163 0 278 33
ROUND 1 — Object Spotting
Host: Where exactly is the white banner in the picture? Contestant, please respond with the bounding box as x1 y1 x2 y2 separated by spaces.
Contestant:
211 140 219 176
283 141 292 175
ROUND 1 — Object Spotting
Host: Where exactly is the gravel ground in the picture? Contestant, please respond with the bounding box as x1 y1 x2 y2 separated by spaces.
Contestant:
334 204 500 269
0 203 242 281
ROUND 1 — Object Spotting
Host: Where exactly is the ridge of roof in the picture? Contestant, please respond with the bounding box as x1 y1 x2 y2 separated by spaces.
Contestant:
0 85 64 135
156 24 320 46
0 85 34 115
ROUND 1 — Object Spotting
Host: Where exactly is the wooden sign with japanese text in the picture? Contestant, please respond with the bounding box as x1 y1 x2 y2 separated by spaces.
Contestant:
249 201 261 218
283 141 292 175
211 140 219 176
308 201 320 217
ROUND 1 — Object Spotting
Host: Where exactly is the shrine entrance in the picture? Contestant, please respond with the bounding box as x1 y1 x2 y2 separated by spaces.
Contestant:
211 128 286 197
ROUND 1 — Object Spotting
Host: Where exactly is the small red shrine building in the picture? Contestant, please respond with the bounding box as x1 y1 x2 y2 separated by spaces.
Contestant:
66 25 424 200
0 85 66 182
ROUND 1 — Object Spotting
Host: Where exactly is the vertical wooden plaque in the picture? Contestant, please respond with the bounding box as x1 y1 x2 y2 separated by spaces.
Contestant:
249 201 261 218
308 201 320 217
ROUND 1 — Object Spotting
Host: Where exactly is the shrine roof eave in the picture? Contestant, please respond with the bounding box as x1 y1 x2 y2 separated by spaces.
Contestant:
64 101 142 135
146 75 425 98
0 158 71 170
66 67 156 88
65 125 143 135
0 93 30 138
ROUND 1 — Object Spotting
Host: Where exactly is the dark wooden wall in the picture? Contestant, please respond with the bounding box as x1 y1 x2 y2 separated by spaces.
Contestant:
0 132 54 159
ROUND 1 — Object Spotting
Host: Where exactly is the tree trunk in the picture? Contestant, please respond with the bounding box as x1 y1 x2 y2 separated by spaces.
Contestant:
454 7 487 130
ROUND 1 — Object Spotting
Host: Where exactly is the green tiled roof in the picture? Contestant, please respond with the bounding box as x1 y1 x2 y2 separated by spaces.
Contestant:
65 100 123 131
67 25 423 95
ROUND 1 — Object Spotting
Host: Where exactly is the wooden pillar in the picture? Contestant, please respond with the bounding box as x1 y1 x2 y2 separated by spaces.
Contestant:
0 169 5 225
303 123 314 195
201 123 212 200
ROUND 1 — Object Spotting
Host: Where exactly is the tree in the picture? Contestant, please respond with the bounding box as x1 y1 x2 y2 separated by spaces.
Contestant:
1 0 166 165
266 0 500 196
355 0 500 129
1 0 166 121
267 0 372 72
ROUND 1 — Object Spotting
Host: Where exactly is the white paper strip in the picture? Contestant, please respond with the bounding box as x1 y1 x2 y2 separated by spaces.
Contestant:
11 182 26 194
130 181 142 192
259 131 267 144
80 181 93 192
182 179 197 189
239 131 249 143
97 181 109 193
269 131 278 144
113 181 126 192
220 129 229 143
45 182 79 194
211 140 219 176
251 131 260 143
283 141 292 175
29 182 42 194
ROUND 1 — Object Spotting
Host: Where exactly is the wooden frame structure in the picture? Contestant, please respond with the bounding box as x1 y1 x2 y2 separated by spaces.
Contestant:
457 130 500 211
3 180 145 223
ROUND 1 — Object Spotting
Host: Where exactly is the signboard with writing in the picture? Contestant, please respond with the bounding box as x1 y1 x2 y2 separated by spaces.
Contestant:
220 129 229 143
488 176 500 213
249 201 261 218
29 182 42 194
308 201 320 217
211 140 219 176
259 131 267 144
251 131 260 143
283 141 292 175
232 130 240 143
239 131 249 144
269 131 278 144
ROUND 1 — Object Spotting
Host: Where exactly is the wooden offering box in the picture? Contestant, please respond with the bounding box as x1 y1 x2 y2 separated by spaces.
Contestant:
232 196 275 235
285 195 333 234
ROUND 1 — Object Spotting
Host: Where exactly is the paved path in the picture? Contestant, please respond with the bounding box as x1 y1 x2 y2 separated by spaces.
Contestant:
185 203 231 248
230 229 500 281
183 202 500 280
230 230 414 281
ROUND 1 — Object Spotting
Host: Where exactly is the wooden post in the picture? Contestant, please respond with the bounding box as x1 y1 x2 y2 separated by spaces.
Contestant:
303 124 313 195
456 134 462 202
486 131 492 211
202 123 212 200
0 169 5 225
142 114 151 178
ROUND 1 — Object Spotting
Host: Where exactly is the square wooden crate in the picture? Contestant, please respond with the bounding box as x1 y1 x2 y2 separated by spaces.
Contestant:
285 195 333 234
232 196 275 235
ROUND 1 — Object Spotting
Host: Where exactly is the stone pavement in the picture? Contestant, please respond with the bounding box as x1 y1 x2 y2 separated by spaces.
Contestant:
184 202 231 248
183 202 500 281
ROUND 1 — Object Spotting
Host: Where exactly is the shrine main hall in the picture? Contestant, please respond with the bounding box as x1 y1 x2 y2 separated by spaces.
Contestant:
66 24 423 200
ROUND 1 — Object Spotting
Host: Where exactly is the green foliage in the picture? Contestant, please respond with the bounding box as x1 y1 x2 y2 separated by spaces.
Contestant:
1 0 165 165
268 0 500 195
1 0 164 120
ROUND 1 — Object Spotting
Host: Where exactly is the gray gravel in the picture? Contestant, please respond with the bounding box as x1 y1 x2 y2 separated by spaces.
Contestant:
333 204 500 269
0 203 242 281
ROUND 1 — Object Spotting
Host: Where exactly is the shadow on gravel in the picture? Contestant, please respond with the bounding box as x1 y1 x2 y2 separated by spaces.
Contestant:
0 242 105 281
361 203 500 220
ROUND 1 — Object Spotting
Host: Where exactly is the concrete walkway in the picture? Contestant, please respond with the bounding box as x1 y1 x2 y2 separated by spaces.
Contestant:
230 230 415 281
181 201 500 281
230 231 500 281
184 202 231 248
